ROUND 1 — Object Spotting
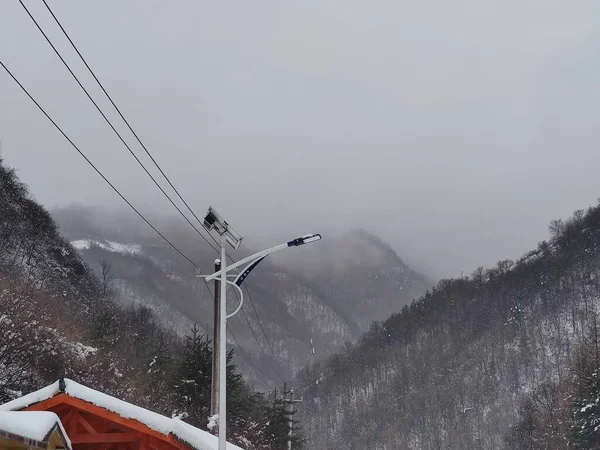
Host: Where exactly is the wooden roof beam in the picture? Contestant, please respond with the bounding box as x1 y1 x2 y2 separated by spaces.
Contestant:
70 432 141 444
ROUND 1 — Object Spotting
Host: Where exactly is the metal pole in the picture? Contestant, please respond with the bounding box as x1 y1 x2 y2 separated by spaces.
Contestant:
309 338 314 386
283 384 301 449
210 259 221 431
288 388 293 450
218 235 227 450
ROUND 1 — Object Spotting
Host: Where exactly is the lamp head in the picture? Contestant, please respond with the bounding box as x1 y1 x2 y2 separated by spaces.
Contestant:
287 233 322 247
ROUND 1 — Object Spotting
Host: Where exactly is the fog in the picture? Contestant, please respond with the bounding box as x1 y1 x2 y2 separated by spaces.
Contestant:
2 0 600 277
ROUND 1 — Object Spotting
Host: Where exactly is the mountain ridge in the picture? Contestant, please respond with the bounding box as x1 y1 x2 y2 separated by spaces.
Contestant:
51 204 431 384
299 203 600 449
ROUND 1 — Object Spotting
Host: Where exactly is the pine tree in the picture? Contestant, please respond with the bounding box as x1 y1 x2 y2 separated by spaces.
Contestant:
171 324 213 425
171 325 251 431
266 390 288 445
262 389 305 450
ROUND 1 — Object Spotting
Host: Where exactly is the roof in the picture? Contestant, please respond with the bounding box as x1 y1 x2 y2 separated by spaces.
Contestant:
0 411 71 449
0 379 243 450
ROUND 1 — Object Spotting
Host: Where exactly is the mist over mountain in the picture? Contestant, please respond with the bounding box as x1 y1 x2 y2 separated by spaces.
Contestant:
273 229 429 330
3 0 600 448
51 205 431 384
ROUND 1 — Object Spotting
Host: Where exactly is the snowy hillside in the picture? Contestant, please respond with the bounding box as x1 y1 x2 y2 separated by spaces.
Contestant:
0 155 325 449
52 206 431 385
300 205 600 449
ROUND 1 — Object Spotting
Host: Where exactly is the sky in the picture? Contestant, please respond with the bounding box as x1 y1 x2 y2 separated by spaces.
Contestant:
1 0 600 278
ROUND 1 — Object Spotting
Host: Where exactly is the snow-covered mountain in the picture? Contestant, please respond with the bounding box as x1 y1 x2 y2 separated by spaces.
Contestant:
299 204 600 449
0 155 316 448
52 206 431 385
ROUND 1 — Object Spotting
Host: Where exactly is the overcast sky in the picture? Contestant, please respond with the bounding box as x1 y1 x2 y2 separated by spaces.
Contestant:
1 0 600 277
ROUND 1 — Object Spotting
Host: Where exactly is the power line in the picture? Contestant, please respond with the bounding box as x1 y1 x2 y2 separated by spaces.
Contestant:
227 325 273 390
239 307 286 383
24 0 288 384
17 0 220 256
16 0 222 316
39 0 217 250
243 286 285 371
0 58 277 389
0 59 198 270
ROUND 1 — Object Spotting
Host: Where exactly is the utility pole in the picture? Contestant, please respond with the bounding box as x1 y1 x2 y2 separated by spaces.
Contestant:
210 258 221 434
218 235 227 450
287 388 294 450
283 383 302 450
309 338 315 385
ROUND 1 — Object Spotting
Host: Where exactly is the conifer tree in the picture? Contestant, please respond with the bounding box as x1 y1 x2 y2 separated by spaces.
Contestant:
171 325 250 430
262 389 305 449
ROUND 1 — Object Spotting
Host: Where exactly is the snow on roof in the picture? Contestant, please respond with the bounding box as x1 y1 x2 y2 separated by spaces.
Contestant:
0 379 243 450
172 420 227 450
0 411 71 449
0 381 62 412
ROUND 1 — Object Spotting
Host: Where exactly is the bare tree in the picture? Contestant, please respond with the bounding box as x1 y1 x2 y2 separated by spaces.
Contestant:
100 260 114 297
548 219 565 240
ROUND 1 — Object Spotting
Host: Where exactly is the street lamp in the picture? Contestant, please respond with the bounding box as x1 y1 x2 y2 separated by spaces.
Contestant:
200 206 321 450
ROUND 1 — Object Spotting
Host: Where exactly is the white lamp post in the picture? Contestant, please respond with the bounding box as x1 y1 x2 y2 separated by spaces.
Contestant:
200 206 322 450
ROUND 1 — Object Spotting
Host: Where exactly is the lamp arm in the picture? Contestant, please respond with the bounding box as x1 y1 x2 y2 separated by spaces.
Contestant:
205 243 288 281
211 275 246 319
204 233 322 282
226 281 244 319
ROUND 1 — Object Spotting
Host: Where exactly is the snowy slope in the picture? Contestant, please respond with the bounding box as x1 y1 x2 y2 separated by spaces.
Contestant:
52 206 430 386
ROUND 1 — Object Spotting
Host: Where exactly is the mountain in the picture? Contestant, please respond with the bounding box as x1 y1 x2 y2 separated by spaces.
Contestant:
51 206 431 385
0 154 317 449
276 229 430 331
298 204 600 449
0 156 104 399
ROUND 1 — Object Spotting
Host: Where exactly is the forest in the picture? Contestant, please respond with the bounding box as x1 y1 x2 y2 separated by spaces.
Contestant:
300 200 600 449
